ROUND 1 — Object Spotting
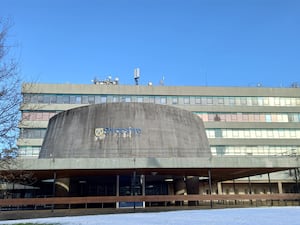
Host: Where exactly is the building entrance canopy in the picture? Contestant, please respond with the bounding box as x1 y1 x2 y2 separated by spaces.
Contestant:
15 156 299 182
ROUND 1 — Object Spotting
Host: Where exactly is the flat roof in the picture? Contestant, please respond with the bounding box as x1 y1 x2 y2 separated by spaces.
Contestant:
13 156 300 181
22 83 300 97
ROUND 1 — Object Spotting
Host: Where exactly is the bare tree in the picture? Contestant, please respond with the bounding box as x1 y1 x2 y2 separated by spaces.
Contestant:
0 19 21 152
0 19 37 192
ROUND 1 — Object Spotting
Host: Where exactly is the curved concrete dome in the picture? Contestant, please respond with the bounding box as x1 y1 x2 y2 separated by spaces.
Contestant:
40 103 210 158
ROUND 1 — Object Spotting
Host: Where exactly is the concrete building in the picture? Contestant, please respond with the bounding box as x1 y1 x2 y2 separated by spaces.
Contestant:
13 82 300 204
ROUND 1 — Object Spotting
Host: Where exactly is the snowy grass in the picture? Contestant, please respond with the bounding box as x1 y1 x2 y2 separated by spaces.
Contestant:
1 207 299 225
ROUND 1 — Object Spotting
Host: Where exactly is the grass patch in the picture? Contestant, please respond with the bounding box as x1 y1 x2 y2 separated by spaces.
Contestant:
10 223 60 225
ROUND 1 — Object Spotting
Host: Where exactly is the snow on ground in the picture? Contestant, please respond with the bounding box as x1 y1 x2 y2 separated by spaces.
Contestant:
0 207 299 225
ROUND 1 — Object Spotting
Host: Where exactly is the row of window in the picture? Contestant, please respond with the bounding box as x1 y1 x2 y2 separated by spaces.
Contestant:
18 146 40 157
198 112 300 123
207 129 300 139
19 127 300 140
18 145 300 158
23 94 300 107
22 111 58 121
211 145 300 156
21 111 300 123
20 129 47 139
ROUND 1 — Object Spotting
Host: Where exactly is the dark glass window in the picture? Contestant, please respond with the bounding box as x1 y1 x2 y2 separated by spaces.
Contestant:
216 146 226 155
50 95 57 103
215 129 223 138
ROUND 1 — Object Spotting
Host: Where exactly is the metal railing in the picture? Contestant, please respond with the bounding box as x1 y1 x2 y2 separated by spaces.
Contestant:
1 194 300 210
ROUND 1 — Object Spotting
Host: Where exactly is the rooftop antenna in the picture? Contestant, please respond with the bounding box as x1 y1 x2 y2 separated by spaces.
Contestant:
160 76 165 86
134 68 140 85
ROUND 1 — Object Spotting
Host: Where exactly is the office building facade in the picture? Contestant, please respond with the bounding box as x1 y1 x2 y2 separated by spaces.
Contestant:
17 83 300 197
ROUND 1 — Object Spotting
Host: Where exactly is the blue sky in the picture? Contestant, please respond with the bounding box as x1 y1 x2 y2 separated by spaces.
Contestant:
2 0 300 87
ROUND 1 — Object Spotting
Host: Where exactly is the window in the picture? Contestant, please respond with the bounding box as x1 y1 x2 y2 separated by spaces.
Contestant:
290 130 296 137
195 97 201 104
43 95 50 104
231 114 237 121
50 95 57 103
137 97 144 103
57 95 64 104
258 97 263 106
267 130 273 137
31 95 38 103
235 97 241 105
172 97 178 104
255 129 262 137
88 96 95 104
70 96 76 104
82 96 88 104
263 97 269 105
23 94 31 103
241 97 247 105
36 113 42 120
265 114 272 122
190 96 195 104
208 114 215 121
244 130 250 137
125 96 131 102
242 114 249 121
207 97 213 104
76 96 82 104
149 96 155 103
160 97 166 104
112 96 118 103
215 129 223 138
274 97 280 106
288 114 294 122
184 97 190 104
216 146 226 155
63 96 70 104
218 97 224 105
233 130 239 137
252 97 258 105
155 96 160 104
247 97 252 106
101 96 107 103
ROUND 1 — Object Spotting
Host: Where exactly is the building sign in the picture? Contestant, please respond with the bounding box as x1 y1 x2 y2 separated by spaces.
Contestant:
95 127 142 140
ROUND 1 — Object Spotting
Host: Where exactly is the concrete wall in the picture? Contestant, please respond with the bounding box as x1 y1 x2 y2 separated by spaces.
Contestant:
22 83 300 97
40 103 210 158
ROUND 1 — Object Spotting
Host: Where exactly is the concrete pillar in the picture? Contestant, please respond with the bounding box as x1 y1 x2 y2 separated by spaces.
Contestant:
54 177 70 209
248 176 253 205
268 173 272 194
278 181 283 194
141 175 145 208
217 182 223 195
174 177 186 206
233 179 237 194
116 175 119 208
186 176 199 194
186 176 199 206
248 176 252 194
208 169 213 208
295 168 299 193
174 177 186 195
